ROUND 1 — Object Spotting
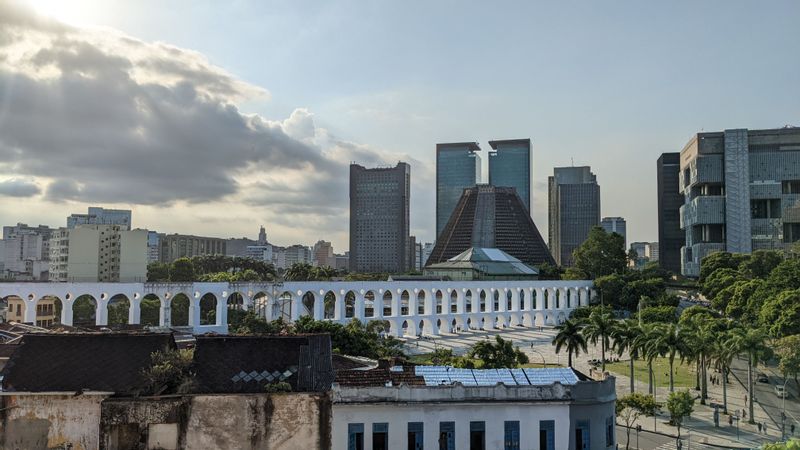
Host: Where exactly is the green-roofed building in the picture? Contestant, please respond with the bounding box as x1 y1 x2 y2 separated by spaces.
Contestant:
423 247 539 281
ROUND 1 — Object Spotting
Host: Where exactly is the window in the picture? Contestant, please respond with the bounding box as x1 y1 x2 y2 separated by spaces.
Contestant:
408 422 423 450
575 420 589 450
348 423 364 450
469 421 485 450
372 423 388 450
504 421 520 450
751 199 782 219
439 422 455 450
539 420 555 450
786 223 800 243
782 180 800 194
605 417 615 447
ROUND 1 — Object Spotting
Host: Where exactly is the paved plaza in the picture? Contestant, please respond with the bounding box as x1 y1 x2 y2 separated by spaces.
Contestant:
402 326 799 449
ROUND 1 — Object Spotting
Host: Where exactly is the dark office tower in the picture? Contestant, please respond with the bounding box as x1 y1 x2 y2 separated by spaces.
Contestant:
548 166 600 267
349 162 411 273
488 138 532 212
436 142 481 240
657 153 684 274
427 185 554 267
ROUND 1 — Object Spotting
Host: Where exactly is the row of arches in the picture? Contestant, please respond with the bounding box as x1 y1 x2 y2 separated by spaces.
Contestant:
1 282 593 333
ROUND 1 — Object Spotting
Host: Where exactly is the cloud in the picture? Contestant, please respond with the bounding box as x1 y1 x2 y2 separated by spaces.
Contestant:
0 178 40 197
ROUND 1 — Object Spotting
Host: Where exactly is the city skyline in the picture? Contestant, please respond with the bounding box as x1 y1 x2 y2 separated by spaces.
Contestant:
0 1 798 253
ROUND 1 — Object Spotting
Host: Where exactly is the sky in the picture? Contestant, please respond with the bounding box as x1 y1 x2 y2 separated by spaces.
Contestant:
0 0 798 253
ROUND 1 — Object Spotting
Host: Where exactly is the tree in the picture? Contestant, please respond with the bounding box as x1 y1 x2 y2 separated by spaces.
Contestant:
682 315 717 404
467 336 529 368
760 289 800 338
537 263 563 280
710 328 736 414
666 390 695 438
738 250 783 280
634 323 660 395
571 227 627 279
724 279 764 322
612 319 643 393
616 393 657 450
638 306 678 323
552 319 587 368
728 327 772 423
699 252 747 283
141 348 196 395
284 262 316 281
169 257 196 282
701 268 739 306
582 309 616 371
647 322 690 392
147 262 170 282
776 335 800 387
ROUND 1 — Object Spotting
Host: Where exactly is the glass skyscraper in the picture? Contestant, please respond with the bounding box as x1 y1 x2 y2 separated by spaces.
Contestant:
435 142 481 240
488 139 531 212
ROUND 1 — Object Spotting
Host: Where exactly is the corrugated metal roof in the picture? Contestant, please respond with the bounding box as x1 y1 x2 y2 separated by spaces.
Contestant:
414 366 579 387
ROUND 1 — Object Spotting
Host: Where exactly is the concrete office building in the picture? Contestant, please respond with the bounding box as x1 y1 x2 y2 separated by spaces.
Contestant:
428 185 554 268
146 231 160 263
679 127 800 276
488 138 532 212
349 162 411 273
657 152 684 274
49 225 147 282
2 223 53 281
158 234 226 263
548 167 600 266
285 244 313 267
600 217 626 248
67 207 132 230
436 142 481 240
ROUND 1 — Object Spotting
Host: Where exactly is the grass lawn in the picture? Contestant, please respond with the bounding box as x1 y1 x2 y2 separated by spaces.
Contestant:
605 357 697 389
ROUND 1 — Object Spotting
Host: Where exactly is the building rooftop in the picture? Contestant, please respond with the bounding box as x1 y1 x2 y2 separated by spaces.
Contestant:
436 142 481 152
193 334 334 393
488 138 530 149
0 333 175 393
335 364 586 388
426 247 538 276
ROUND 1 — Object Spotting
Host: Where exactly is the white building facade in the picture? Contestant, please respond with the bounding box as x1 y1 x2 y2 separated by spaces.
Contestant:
49 225 148 282
332 367 616 450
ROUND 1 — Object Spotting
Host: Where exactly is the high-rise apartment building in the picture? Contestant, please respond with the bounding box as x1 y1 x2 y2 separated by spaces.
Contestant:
146 231 160 262
350 162 411 273
49 225 147 282
67 207 132 230
312 240 335 268
657 152 684 274
548 166 600 266
436 142 481 240
285 244 313 267
428 185 554 267
2 223 53 280
679 127 800 276
488 138 532 212
158 234 226 263
600 217 627 248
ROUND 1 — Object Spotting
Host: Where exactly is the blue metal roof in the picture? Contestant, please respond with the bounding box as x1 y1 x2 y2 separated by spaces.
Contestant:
414 366 579 387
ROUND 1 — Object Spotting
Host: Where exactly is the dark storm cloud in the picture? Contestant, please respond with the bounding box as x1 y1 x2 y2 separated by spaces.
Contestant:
0 1 352 206
0 179 40 197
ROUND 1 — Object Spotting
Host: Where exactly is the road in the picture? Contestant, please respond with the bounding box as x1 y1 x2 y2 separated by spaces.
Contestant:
616 425 673 450
730 357 800 437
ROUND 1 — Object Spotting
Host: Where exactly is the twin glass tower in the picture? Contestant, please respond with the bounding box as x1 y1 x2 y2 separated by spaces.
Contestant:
435 139 531 240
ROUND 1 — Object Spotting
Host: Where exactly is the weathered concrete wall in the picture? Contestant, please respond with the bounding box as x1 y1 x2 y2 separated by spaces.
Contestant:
101 393 331 450
0 394 107 450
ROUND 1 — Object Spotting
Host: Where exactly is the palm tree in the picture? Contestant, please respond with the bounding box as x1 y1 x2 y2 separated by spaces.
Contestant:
552 319 588 368
648 322 690 392
612 319 642 393
582 309 616 371
634 322 659 395
729 327 771 424
684 317 716 404
710 328 737 414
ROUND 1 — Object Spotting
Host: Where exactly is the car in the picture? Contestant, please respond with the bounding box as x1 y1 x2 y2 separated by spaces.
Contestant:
775 385 789 398
757 373 770 383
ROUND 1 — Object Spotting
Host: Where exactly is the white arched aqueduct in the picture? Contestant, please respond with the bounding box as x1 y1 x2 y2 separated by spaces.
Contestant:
0 280 594 336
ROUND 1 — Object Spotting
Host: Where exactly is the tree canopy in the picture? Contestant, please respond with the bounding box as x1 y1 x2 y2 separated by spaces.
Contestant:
571 227 627 279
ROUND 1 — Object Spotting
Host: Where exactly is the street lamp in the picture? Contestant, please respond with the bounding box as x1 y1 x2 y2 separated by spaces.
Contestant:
528 344 547 367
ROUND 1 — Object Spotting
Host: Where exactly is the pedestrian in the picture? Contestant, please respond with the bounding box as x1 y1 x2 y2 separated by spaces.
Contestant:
791 423 795 435
729 415 733 426
758 423 762 433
